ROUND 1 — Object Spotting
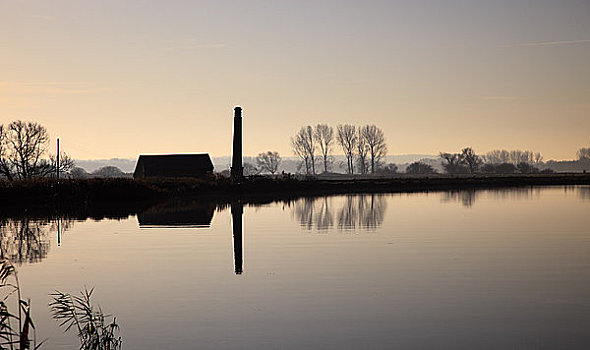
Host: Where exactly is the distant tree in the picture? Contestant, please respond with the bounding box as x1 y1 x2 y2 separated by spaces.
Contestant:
461 147 482 174
517 162 539 174
534 152 543 165
361 125 387 173
50 151 75 177
577 147 590 160
290 126 316 174
376 163 398 175
291 134 310 174
481 163 497 174
313 124 334 173
406 161 436 175
509 150 534 165
482 163 518 174
70 167 89 179
440 152 468 174
337 124 357 174
496 163 518 174
92 166 125 178
356 128 369 175
243 162 259 176
485 149 510 164
256 151 281 174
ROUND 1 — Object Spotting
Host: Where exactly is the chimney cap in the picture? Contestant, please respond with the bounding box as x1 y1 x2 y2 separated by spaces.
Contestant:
234 106 242 111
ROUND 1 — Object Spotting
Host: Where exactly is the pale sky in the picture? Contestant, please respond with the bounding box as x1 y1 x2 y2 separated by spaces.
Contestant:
1 0 589 160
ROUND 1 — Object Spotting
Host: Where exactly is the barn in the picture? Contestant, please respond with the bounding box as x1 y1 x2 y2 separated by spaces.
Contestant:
133 154 214 178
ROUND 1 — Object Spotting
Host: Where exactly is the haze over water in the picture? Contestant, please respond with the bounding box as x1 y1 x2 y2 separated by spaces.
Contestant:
2 186 588 349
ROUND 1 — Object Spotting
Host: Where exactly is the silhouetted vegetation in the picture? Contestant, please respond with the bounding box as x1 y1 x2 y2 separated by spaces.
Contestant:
314 124 334 173
375 163 398 175
440 151 469 174
361 125 387 174
0 259 43 350
256 151 281 174
0 121 73 180
292 123 387 175
91 166 127 178
335 124 387 175
291 126 316 174
516 162 540 174
406 162 436 174
50 288 121 350
2 174 589 216
336 124 357 174
481 163 517 174
484 149 543 166
578 147 590 160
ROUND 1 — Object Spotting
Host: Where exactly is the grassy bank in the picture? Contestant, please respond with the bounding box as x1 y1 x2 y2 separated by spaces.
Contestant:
1 173 589 215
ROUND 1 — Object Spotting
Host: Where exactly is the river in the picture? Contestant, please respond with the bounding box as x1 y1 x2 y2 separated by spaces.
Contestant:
2 186 589 349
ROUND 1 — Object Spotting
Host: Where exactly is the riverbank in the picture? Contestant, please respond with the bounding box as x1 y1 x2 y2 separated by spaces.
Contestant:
1 174 589 216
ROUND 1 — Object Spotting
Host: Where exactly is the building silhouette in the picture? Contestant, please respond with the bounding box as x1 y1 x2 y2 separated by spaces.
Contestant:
133 154 213 178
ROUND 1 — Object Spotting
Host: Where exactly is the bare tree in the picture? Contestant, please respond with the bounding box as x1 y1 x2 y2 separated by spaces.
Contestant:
291 133 310 174
0 121 75 180
485 149 510 164
0 125 13 180
361 125 387 173
291 126 316 174
4 121 49 179
313 124 334 173
256 151 281 174
509 150 533 165
577 147 590 160
243 162 259 176
461 147 483 174
356 128 369 174
534 152 543 165
50 151 75 176
440 152 468 174
337 124 357 174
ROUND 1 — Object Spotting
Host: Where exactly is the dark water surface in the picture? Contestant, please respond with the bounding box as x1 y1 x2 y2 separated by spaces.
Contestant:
3 186 590 349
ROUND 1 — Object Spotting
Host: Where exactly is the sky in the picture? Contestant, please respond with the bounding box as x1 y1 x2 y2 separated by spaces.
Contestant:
1 0 589 161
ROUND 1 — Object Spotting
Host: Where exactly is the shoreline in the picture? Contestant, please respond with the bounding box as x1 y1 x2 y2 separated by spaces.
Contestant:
0 173 589 218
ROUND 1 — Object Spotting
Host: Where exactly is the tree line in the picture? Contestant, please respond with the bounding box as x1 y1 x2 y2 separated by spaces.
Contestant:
290 124 387 175
0 121 74 180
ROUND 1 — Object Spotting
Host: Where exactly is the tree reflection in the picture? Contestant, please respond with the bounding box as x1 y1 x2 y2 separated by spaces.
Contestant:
0 217 72 264
292 197 333 231
578 186 590 200
441 187 544 208
292 194 386 231
440 190 478 208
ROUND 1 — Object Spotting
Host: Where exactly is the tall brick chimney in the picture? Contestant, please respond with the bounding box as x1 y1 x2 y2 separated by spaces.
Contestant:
230 106 243 180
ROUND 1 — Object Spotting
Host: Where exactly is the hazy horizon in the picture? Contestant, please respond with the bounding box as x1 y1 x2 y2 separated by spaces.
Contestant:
2 1 589 161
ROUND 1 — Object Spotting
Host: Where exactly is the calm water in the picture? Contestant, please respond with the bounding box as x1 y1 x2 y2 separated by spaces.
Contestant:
3 186 590 349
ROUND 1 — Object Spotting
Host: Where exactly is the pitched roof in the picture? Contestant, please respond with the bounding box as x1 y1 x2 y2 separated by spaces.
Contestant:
133 153 214 178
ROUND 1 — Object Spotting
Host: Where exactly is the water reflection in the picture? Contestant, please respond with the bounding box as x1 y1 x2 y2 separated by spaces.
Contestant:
576 186 590 200
441 187 546 208
137 201 216 228
291 194 387 231
231 201 243 275
0 217 72 265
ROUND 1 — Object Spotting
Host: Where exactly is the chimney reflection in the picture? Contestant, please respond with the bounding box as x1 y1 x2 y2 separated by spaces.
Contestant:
231 201 243 275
